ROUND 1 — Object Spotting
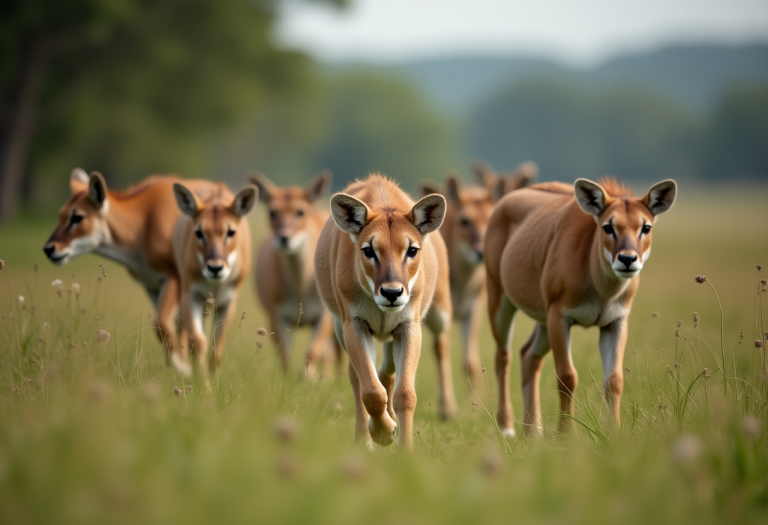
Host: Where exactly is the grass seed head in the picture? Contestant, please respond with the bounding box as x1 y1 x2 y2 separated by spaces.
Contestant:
755 340 764 349
693 312 699 328
672 435 702 464
96 330 111 344
205 293 215 307
758 265 763 272
695 274 707 284
257 327 267 336
741 415 760 438
173 386 182 396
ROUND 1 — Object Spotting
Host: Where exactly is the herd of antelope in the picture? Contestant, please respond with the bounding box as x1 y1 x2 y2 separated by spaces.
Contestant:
43 163 676 450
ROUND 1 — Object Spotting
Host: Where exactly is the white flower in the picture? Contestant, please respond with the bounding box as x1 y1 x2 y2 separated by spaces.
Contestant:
71 283 80 294
17 296 24 304
51 279 62 288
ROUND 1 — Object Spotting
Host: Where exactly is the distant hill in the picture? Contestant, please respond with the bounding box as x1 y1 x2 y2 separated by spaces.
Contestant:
329 44 768 114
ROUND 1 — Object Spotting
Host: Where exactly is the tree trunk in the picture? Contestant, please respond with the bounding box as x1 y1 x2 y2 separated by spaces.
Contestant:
0 42 44 221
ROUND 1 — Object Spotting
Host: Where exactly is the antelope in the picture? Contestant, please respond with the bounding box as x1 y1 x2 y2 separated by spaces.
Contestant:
485 177 677 437
315 174 453 449
248 169 341 376
172 182 258 381
43 168 217 374
420 161 536 386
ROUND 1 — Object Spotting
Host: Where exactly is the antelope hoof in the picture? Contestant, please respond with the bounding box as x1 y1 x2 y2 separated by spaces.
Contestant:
171 354 192 377
500 427 517 439
368 414 397 447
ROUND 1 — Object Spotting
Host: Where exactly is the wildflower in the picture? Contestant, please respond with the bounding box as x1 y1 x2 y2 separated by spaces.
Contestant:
23 377 31 385
240 311 246 321
274 416 299 444
758 265 764 272
740 328 745 341
71 283 80 294
694 275 707 284
762 279 767 286
96 330 111 344
99 262 108 279
674 321 682 338
51 279 62 288
693 312 699 328
205 293 215 307
756 340 764 349
672 435 702 463
624 367 631 374
257 327 267 336
0 260 5 270
658 400 667 410
256 340 263 350
702 367 711 379
742 415 760 438
173 386 182 396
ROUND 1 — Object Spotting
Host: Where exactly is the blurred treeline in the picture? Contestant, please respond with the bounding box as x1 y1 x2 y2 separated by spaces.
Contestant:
2 0 767 221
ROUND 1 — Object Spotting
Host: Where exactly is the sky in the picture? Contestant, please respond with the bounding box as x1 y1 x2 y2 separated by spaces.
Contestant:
274 0 768 66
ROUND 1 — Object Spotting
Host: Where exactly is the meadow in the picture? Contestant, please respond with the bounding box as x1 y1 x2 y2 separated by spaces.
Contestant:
0 185 767 524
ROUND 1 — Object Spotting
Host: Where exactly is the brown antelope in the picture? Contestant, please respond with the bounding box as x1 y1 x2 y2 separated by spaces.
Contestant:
43 168 217 374
419 161 536 386
248 169 341 376
485 177 676 437
172 182 258 381
315 174 453 449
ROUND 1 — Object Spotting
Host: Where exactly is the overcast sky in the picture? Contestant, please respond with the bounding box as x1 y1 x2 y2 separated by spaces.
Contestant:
274 0 768 66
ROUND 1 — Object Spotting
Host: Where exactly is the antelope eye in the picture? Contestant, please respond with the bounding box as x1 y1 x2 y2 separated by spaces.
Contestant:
362 246 375 259
602 224 615 236
195 229 204 240
295 209 304 217
269 210 277 219
69 214 83 226
406 246 419 258
641 224 652 235
226 228 236 238
460 217 470 227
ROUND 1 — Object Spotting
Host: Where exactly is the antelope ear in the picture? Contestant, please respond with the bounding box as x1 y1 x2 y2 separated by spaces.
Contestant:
492 177 508 203
331 193 370 235
305 169 332 203
574 179 609 216
473 160 497 191
643 180 677 216
88 172 108 209
411 193 446 235
506 161 538 191
246 170 274 203
70 168 89 193
418 179 442 198
444 173 462 205
231 185 259 217
173 183 204 219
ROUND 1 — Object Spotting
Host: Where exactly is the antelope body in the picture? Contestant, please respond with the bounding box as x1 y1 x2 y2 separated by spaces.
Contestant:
315 174 453 449
249 170 341 375
172 182 258 380
485 177 676 437
420 161 536 384
44 169 217 372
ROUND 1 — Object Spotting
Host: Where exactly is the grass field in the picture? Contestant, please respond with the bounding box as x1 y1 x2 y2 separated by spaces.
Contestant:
1 186 767 524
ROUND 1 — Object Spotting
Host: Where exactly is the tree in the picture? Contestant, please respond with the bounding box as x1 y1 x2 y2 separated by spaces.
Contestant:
0 0 341 220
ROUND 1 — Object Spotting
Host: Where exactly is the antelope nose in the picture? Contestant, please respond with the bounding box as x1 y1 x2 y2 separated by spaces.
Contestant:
207 263 224 276
278 235 289 248
43 244 55 257
380 287 404 304
617 254 637 268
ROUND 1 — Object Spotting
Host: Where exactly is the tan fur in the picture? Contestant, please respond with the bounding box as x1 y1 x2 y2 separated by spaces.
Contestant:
315 174 453 449
44 168 217 374
249 170 342 376
485 177 676 437
419 162 536 387
172 182 258 383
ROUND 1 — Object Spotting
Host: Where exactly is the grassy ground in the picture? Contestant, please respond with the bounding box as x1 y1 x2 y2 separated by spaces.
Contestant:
1 186 767 524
